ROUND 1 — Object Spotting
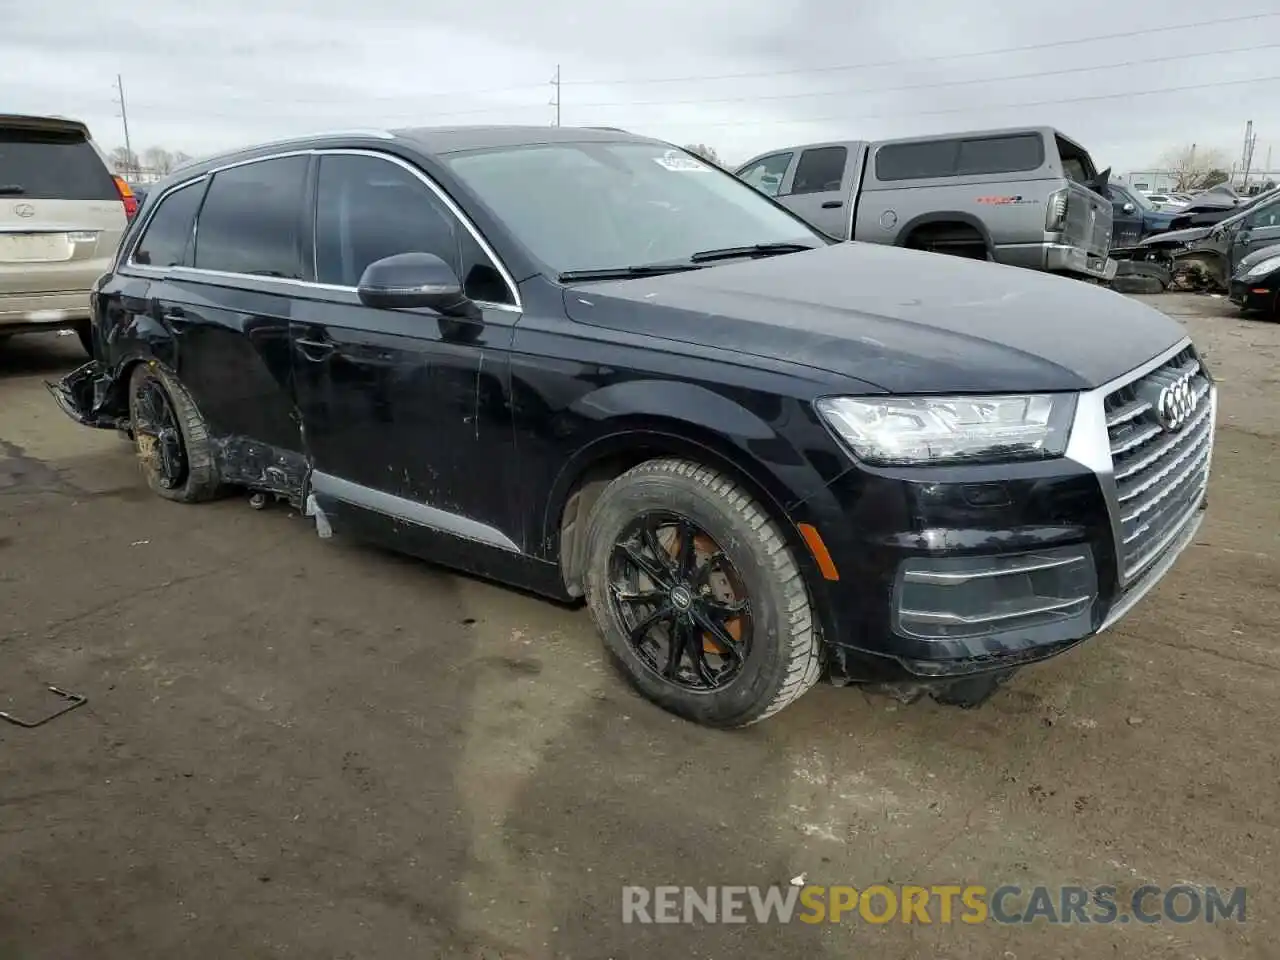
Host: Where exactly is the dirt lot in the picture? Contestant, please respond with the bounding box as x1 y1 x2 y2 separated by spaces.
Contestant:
1 294 1277 959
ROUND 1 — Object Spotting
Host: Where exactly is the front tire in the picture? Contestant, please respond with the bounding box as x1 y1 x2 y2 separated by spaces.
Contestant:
127 363 223 503
583 458 823 728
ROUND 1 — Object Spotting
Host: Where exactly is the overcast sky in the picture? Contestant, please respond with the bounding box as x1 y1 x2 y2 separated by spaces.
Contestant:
3 0 1278 173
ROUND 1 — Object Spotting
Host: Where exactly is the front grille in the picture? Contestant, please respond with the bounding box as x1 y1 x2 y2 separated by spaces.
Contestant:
1104 345 1213 583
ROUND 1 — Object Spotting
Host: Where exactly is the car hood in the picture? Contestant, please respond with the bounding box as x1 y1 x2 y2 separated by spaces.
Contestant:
1140 225 1214 247
1234 243 1280 278
563 243 1185 394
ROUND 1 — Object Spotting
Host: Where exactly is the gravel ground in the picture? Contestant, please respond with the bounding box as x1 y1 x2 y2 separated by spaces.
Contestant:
1 293 1277 959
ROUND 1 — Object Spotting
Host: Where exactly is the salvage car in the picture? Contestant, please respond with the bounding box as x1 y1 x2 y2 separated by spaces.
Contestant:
1228 243 1280 318
1122 186 1280 291
1104 182 1175 248
734 127 1116 281
50 127 1215 727
1 113 134 354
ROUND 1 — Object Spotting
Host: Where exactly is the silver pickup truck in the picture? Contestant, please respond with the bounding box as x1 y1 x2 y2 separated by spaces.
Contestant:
735 127 1116 281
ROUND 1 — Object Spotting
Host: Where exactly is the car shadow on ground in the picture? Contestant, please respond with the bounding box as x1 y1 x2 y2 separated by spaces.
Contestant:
0 332 86 381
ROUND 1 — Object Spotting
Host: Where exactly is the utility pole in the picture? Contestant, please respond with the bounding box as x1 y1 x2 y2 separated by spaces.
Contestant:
1240 120 1253 190
115 74 134 177
549 65 561 127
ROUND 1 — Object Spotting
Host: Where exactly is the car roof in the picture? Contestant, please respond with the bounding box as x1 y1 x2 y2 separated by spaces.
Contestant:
391 124 663 154
0 113 92 137
155 124 668 188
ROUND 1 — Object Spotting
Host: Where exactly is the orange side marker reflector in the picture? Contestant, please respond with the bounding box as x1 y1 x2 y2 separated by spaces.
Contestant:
797 522 839 581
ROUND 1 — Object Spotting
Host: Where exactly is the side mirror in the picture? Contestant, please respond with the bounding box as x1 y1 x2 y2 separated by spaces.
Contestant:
357 252 467 313
1123 202 1136 214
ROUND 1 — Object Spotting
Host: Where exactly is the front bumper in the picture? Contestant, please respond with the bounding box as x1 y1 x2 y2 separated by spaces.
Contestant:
1045 243 1117 281
805 340 1214 684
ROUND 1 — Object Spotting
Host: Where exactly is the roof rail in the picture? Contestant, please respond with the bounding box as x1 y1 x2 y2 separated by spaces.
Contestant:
586 126 628 132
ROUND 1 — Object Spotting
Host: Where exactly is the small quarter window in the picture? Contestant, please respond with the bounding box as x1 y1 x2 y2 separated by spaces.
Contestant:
132 181 204 267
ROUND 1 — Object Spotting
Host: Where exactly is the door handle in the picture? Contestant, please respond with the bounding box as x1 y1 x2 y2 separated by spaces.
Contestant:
821 200 844 209
295 336 335 360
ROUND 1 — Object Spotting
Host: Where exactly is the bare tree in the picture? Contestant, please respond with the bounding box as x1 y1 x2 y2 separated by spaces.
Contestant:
108 145 139 177
682 143 721 166
1158 144 1231 191
143 146 176 175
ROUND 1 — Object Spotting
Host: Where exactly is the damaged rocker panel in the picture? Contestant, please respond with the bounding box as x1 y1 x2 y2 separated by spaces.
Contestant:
308 470 521 554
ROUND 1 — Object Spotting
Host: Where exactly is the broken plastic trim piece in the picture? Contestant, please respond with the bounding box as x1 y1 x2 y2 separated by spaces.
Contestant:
305 493 333 538
0 686 87 728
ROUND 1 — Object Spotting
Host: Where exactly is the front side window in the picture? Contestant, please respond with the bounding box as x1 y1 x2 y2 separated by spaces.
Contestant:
1247 202 1280 229
193 155 308 278
132 181 204 267
791 146 847 195
446 141 823 275
736 152 792 197
313 154 513 304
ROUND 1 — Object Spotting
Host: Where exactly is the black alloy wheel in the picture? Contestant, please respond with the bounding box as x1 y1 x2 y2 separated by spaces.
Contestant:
606 514 752 696
607 511 752 692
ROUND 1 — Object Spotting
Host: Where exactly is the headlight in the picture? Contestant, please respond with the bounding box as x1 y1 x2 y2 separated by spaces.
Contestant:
815 394 1076 466
1243 255 1280 279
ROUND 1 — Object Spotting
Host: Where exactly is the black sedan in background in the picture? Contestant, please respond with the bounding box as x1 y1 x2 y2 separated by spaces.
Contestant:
1229 243 1280 319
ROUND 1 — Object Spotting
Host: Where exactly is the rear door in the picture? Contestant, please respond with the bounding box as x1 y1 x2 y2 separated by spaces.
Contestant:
0 118 127 305
776 145 851 237
143 154 310 488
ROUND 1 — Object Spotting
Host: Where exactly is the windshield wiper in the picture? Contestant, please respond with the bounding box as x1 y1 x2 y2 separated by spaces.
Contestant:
558 263 702 282
689 242 816 263
0 184 26 196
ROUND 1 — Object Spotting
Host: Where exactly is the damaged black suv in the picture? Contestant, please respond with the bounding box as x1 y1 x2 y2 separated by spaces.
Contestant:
52 126 1215 727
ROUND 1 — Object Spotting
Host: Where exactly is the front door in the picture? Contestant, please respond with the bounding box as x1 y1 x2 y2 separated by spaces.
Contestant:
1231 197 1280 272
291 151 523 556
1108 185 1143 248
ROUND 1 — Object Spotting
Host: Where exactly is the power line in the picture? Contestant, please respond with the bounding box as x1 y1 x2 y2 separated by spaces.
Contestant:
565 41 1280 110
563 11 1280 86
638 73 1280 128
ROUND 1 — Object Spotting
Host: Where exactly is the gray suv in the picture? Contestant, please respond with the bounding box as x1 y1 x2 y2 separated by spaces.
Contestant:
736 127 1116 281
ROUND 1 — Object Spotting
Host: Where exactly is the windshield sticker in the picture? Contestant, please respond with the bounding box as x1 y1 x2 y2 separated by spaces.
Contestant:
654 151 712 172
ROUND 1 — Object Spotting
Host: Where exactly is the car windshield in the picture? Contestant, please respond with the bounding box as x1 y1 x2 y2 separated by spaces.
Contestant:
443 140 825 275
1122 186 1156 211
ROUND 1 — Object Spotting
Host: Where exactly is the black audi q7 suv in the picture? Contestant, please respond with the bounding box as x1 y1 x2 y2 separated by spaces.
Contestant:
51 126 1215 727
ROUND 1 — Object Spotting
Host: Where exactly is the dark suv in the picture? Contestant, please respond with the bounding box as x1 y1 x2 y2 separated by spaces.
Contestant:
51 126 1215 727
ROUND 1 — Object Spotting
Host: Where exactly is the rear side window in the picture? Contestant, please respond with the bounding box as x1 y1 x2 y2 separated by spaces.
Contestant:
876 134 1045 181
0 126 117 200
875 140 959 181
193 156 308 278
955 135 1044 175
792 147 847 195
132 182 204 267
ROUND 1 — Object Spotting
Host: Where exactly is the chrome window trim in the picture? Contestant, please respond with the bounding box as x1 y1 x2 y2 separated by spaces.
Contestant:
119 174 209 270
1063 336 1215 586
121 146 522 314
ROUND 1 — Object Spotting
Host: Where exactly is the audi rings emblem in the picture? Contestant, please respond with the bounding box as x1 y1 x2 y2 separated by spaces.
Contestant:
1155 376 1197 432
